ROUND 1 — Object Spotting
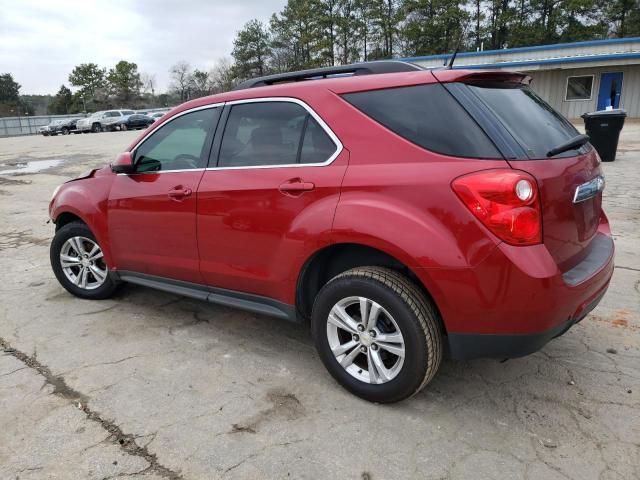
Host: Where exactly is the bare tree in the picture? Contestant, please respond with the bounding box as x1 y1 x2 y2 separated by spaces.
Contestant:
140 73 156 96
210 58 237 93
169 61 192 102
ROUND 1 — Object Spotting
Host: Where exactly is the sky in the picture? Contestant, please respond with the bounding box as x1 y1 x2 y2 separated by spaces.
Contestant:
0 0 285 95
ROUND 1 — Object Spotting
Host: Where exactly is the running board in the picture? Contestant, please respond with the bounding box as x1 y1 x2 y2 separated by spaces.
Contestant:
114 271 298 322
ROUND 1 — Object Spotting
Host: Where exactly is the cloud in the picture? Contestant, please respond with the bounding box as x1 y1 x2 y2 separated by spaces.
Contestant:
0 0 284 94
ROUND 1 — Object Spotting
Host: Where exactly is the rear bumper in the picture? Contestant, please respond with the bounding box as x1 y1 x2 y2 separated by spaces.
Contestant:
416 225 614 360
447 284 608 360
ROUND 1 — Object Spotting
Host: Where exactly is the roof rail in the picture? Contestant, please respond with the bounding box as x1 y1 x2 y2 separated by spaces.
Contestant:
233 60 424 90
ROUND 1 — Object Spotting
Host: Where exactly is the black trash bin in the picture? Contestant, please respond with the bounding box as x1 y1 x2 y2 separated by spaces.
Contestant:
581 109 627 162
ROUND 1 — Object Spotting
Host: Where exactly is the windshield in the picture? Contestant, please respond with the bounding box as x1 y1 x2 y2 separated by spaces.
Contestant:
465 84 589 159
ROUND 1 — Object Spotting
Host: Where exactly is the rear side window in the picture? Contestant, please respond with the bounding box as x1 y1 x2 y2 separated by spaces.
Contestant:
218 101 338 167
342 84 501 159
466 84 587 159
300 116 337 164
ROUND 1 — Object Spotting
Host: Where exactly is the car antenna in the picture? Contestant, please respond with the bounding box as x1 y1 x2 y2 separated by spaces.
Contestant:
446 23 468 69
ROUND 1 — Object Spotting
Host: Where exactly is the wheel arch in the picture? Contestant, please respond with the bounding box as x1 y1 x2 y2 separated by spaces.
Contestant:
296 242 446 332
54 211 85 231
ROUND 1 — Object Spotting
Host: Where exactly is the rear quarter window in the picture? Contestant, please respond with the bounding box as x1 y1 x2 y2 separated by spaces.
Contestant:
342 84 502 159
465 84 589 159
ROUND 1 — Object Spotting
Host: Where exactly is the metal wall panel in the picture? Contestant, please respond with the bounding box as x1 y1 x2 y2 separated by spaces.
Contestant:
527 65 640 118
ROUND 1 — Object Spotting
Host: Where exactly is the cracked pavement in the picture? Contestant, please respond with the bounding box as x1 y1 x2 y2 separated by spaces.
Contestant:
0 125 638 479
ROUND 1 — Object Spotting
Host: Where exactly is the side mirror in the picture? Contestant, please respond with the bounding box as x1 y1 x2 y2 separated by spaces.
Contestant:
111 152 135 174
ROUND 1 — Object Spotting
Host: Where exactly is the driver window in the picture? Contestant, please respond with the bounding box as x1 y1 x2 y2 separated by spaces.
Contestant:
134 107 220 172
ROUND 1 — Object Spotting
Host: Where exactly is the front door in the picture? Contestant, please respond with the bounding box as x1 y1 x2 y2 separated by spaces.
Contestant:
597 72 623 110
108 106 221 283
196 99 347 302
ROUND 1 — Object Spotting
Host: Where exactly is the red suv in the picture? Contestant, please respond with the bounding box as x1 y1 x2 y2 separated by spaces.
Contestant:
49 62 614 403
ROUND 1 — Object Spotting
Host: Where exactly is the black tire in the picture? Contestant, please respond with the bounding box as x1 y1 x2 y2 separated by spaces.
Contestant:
91 123 102 133
121 123 127 131
50 222 118 300
311 267 443 403
61 127 69 135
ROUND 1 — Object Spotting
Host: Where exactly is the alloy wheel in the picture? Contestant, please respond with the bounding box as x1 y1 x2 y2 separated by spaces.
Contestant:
326 296 405 384
59 236 108 290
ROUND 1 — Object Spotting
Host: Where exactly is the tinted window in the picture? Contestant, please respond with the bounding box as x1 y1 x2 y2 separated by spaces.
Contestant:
342 84 501 159
134 108 220 172
300 116 337 164
467 84 586 159
219 102 308 167
122 110 135 115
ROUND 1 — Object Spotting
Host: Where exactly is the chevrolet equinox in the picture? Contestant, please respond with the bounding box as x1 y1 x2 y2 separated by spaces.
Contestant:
49 61 614 403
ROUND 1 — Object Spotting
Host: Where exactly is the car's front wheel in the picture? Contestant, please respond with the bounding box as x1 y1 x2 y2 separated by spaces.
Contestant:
91 123 102 133
312 267 442 403
61 127 69 135
50 222 118 300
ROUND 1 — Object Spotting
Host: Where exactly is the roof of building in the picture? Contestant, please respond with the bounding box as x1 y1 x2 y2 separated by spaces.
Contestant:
401 37 640 70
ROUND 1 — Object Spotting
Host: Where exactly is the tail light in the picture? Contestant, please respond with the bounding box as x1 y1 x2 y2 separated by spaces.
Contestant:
452 169 542 246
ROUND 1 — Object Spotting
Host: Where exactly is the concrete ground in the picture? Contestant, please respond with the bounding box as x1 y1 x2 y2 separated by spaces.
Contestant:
0 124 638 480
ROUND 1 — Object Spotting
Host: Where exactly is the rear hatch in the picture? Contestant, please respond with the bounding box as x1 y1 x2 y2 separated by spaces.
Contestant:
436 71 604 270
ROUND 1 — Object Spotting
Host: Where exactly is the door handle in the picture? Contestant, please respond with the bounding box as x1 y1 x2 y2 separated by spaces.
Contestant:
279 178 315 196
168 186 192 200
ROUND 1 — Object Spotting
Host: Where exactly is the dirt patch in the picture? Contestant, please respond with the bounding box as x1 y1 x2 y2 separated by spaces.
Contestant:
230 388 304 435
0 176 31 186
0 230 49 250
589 312 640 331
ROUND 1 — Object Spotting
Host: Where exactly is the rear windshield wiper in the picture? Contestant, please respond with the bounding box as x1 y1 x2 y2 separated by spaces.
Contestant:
547 134 589 157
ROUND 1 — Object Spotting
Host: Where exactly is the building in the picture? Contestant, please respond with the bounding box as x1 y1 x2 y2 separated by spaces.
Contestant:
403 37 640 119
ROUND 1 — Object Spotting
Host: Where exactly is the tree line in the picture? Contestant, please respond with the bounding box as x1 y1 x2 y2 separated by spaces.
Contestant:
230 0 640 80
1 0 638 117
0 57 236 116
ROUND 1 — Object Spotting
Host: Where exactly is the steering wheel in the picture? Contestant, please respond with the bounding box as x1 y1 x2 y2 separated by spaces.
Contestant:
171 154 200 170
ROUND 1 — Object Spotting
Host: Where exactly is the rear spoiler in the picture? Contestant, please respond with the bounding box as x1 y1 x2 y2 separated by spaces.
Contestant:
432 69 531 86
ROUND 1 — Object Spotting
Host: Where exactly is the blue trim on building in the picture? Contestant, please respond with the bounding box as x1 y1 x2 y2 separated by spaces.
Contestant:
399 37 640 62
446 52 640 70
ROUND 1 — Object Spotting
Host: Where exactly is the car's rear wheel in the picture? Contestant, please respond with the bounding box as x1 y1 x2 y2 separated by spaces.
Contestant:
121 123 127 131
50 222 118 300
311 267 442 403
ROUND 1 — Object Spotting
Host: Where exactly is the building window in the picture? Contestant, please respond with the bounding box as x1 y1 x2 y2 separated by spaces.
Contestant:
565 75 593 101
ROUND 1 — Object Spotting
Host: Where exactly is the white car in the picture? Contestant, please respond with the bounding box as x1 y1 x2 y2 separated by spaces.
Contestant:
149 111 169 121
76 110 135 133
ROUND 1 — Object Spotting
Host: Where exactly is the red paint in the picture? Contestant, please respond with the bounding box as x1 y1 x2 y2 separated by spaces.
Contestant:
49 68 614 345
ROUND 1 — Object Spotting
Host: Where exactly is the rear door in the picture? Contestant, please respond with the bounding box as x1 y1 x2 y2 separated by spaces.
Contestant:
196 99 347 301
446 77 603 270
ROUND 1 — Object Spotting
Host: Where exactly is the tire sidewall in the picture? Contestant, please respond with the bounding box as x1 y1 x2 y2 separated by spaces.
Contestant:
50 223 116 300
312 275 430 403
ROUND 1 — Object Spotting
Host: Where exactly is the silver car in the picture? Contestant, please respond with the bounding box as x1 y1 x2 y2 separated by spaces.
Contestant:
75 110 135 133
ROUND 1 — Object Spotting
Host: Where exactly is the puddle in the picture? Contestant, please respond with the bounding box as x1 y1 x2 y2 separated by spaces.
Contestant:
0 159 64 175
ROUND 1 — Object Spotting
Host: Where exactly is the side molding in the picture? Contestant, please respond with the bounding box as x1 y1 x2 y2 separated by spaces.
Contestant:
113 271 298 322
